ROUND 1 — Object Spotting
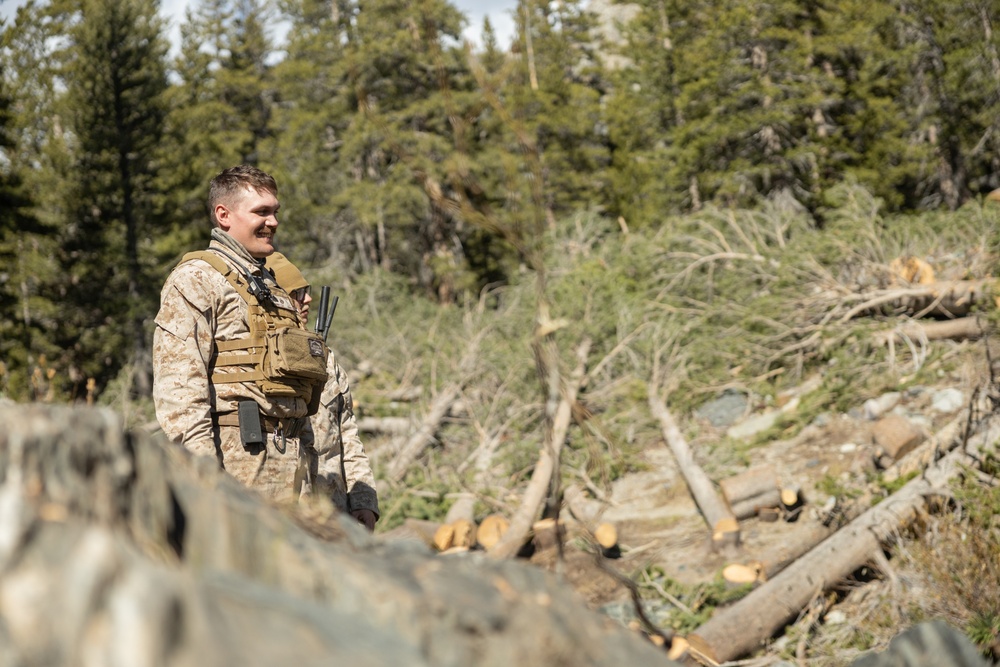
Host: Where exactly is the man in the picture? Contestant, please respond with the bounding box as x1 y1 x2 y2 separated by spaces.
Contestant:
266 252 380 531
152 165 327 504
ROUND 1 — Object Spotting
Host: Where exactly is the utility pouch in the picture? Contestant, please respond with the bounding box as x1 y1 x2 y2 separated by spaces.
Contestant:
262 327 329 383
238 400 264 446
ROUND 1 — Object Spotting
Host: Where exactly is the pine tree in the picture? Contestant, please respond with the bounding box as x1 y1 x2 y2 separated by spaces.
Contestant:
0 24 38 399
159 0 278 255
57 0 170 398
507 0 608 220
0 1 76 400
275 0 485 300
261 0 356 262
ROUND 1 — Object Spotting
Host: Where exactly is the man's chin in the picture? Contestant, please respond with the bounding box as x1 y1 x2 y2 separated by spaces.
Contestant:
250 245 275 259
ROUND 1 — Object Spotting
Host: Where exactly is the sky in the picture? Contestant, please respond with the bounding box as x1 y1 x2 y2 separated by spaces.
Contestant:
0 0 518 53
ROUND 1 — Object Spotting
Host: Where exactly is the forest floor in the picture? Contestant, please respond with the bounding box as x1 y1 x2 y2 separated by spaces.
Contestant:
530 344 993 665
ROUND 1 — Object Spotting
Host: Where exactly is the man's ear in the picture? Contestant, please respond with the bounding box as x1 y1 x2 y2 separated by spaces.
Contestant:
215 204 231 230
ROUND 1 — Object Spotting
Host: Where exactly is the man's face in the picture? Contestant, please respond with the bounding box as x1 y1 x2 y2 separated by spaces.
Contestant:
215 186 280 258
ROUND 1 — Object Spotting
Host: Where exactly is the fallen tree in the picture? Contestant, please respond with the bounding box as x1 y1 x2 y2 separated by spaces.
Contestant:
488 339 591 559
648 390 739 550
384 332 484 483
685 391 998 664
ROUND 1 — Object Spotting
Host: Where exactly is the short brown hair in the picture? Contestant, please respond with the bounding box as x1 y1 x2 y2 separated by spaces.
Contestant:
208 165 278 226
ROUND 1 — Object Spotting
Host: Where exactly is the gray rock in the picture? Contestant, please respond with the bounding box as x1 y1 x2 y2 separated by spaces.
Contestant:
931 388 965 414
0 404 678 667
695 389 748 428
849 620 988 667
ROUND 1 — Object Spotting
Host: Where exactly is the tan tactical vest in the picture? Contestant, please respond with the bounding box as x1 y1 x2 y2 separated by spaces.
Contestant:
181 251 329 415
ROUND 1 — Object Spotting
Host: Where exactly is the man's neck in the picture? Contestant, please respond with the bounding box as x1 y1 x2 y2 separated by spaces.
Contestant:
211 228 264 271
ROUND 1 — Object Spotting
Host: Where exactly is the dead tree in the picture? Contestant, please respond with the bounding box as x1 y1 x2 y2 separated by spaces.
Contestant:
648 389 739 550
385 333 483 483
488 339 591 559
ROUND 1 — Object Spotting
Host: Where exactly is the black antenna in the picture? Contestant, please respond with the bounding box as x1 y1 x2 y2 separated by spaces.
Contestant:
322 295 338 343
315 285 331 333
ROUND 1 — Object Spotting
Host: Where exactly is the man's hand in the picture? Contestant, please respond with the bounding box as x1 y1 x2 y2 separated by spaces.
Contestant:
351 509 377 532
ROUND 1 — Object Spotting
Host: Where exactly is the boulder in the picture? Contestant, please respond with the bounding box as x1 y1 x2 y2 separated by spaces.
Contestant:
0 404 675 667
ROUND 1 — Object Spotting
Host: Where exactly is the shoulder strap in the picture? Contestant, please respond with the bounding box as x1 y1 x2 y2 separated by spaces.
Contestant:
179 250 268 382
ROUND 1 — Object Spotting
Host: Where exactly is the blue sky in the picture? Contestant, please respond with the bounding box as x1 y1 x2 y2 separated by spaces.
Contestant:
0 0 518 52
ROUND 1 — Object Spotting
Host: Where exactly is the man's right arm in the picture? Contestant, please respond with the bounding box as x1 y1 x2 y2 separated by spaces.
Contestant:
152 265 219 460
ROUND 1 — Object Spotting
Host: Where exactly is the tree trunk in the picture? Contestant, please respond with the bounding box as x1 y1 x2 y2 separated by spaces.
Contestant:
385 385 462 482
488 340 590 559
888 316 989 343
648 391 739 549
385 333 482 482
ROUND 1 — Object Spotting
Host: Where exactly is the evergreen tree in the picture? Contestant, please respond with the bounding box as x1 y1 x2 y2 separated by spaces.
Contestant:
0 1 75 400
57 0 170 398
261 0 356 264
306 0 482 300
903 0 1000 207
602 0 687 223
661 0 840 212
0 23 38 399
159 0 278 258
507 0 608 220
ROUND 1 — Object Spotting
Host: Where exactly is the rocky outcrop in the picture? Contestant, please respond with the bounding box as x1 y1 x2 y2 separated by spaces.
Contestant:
0 405 987 667
0 404 675 667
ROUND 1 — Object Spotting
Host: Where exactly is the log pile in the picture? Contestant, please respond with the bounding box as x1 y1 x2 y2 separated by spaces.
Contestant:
672 389 1000 665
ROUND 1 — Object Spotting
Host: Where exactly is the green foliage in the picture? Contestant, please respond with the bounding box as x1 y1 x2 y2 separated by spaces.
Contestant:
636 565 752 634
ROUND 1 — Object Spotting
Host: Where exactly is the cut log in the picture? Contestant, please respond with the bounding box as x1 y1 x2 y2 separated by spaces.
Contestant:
451 518 477 549
531 518 563 553
719 466 782 521
889 256 935 285
667 637 690 662
476 514 510 550
894 279 991 318
871 414 925 467
780 485 802 509
686 404 1000 664
433 523 456 551
722 562 763 586
648 392 740 550
444 493 476 525
843 280 993 323
594 522 618 550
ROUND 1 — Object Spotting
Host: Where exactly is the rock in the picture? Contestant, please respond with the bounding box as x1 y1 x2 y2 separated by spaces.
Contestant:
931 388 965 414
849 620 989 667
727 399 800 441
695 389 748 428
0 404 678 667
863 392 902 420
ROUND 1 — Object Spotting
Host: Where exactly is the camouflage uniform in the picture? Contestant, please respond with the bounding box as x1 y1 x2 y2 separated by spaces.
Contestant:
263 252 379 518
153 229 315 504
306 351 380 517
